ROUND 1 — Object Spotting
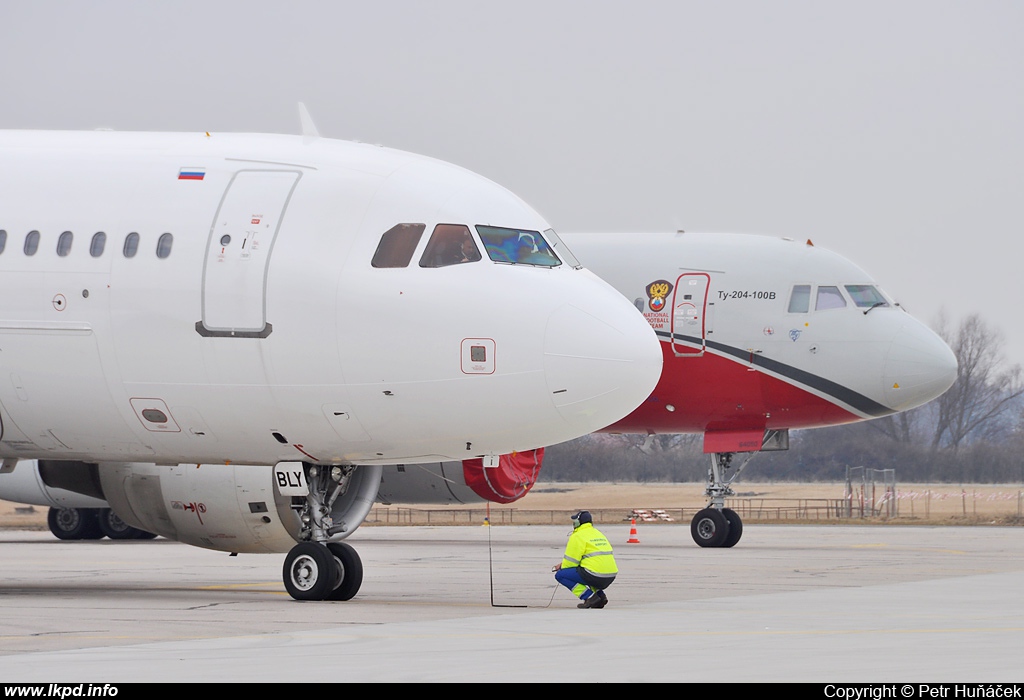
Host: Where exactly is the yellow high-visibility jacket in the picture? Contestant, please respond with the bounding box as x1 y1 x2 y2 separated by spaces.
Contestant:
561 522 618 574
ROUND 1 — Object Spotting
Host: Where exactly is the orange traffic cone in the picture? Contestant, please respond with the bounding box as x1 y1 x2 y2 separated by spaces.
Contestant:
627 518 640 544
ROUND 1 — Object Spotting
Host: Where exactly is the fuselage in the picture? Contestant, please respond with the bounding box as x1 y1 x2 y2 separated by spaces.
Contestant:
562 232 957 446
0 131 663 466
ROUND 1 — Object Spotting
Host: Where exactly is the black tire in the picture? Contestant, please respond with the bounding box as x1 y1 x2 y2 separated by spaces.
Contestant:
134 530 158 540
97 509 144 540
721 508 743 548
47 507 102 541
80 509 105 540
326 542 364 601
283 542 338 601
690 507 730 548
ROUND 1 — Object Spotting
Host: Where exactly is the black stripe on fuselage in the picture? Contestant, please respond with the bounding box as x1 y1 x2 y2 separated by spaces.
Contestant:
656 331 895 418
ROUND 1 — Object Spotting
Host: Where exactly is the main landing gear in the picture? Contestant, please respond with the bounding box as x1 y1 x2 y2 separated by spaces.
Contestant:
690 452 754 548
283 464 364 601
48 507 103 540
47 507 156 541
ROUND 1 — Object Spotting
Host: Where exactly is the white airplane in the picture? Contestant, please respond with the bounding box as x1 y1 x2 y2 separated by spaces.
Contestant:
0 129 663 600
565 232 956 546
3 232 957 568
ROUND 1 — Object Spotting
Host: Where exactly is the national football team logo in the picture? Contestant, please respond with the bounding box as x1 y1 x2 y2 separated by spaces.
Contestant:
645 280 673 312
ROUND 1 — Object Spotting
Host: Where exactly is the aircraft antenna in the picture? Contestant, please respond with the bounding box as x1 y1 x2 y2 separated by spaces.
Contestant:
298 102 320 138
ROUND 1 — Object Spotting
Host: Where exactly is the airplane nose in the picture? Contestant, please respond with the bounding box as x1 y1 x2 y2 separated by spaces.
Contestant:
543 294 663 434
882 318 958 411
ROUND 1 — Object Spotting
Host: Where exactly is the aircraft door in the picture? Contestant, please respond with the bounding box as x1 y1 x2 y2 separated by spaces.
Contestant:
670 273 710 357
198 170 301 338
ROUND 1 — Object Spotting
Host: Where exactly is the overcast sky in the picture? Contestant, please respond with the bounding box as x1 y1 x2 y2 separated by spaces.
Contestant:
3 1 1022 363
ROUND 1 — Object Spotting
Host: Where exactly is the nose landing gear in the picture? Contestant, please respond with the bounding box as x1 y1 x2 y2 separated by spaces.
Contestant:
282 464 365 601
689 451 754 548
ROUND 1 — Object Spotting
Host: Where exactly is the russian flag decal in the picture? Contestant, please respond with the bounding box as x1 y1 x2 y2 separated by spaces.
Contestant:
178 167 205 181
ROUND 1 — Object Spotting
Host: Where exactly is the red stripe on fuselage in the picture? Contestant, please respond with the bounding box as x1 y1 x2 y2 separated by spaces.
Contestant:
600 341 861 435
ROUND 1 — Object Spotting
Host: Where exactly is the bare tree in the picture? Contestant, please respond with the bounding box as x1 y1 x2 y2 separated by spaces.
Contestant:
870 409 920 444
931 313 1024 450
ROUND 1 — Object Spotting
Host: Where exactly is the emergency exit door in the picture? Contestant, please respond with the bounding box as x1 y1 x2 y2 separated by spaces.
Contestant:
198 170 301 338
670 273 710 356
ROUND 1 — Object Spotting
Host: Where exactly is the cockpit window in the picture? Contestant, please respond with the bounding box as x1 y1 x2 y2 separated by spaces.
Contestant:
845 285 888 309
788 285 810 313
543 228 581 269
476 226 561 267
815 285 847 310
419 224 480 268
372 223 425 268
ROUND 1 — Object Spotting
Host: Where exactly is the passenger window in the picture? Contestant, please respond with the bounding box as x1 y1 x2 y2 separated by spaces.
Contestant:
123 232 139 258
476 225 560 267
0 230 6 255
844 284 888 309
371 223 425 268
787 285 810 313
90 232 106 258
156 233 173 259
57 231 73 257
815 286 847 310
419 224 480 268
24 230 40 256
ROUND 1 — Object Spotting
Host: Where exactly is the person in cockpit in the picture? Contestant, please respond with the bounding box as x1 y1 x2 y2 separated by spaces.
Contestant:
458 237 480 263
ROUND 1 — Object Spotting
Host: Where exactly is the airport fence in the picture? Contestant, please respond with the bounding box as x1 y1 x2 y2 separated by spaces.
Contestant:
365 490 1024 526
365 501 843 526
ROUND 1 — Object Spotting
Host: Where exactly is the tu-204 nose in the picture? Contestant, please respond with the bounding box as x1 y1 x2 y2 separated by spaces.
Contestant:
882 318 958 411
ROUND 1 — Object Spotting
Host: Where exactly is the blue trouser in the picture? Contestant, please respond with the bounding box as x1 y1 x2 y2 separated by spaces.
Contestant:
555 567 615 600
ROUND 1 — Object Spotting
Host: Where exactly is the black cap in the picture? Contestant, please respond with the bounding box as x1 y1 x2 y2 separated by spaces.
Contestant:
571 510 592 528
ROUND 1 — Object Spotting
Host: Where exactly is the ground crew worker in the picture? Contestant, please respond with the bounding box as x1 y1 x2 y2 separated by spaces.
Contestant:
552 510 617 608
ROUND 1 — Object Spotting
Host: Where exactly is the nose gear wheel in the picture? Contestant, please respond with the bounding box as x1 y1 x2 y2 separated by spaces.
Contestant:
283 542 338 600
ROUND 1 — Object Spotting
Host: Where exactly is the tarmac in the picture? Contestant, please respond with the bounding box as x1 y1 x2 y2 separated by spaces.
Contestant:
0 523 1022 683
